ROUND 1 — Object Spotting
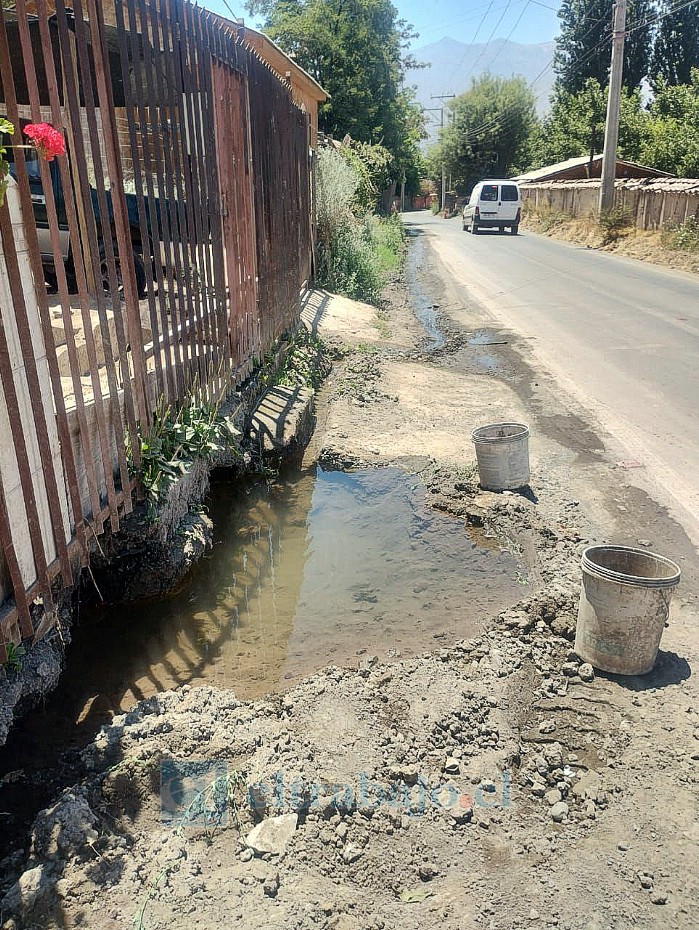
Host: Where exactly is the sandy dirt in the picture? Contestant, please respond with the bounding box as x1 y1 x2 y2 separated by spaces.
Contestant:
1 241 698 930
522 210 699 277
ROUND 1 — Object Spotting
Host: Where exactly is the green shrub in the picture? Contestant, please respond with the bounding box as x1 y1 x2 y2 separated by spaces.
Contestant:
370 212 404 277
315 147 404 305
319 223 383 304
525 202 570 232
664 215 699 253
598 205 632 243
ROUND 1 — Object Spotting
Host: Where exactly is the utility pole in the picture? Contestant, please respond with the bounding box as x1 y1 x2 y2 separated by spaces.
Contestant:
599 0 627 214
431 94 455 212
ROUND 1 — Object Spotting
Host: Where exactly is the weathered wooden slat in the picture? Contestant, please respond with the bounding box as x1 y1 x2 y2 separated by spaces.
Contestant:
89 0 150 429
73 0 141 507
157 0 209 400
112 0 167 407
174 0 219 402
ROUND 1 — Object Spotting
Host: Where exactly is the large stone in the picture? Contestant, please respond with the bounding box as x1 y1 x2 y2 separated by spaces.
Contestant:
2 865 53 917
246 813 298 856
572 771 601 800
550 801 569 823
55 339 90 378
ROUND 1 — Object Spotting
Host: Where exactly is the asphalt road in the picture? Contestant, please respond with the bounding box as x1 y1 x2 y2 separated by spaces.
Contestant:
403 210 699 547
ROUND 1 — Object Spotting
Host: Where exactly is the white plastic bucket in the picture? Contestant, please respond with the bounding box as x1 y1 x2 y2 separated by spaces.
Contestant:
575 545 681 675
471 422 530 491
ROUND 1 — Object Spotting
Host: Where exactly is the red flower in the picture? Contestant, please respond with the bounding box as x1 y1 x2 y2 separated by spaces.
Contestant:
23 123 66 161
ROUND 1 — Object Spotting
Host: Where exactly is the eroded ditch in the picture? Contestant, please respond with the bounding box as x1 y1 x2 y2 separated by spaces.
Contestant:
0 462 525 860
405 231 445 350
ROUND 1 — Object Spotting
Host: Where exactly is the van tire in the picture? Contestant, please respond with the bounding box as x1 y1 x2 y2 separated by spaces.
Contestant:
100 247 147 300
511 225 519 235
471 222 479 235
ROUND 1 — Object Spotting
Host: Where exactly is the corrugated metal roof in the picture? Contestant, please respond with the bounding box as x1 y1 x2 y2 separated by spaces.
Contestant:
520 177 699 193
515 154 673 182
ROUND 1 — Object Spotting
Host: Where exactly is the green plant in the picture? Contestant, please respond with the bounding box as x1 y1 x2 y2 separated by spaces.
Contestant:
132 767 246 927
371 212 405 277
526 203 570 232
3 642 26 672
131 396 238 515
276 332 327 390
664 215 699 253
133 865 173 930
315 147 405 305
598 205 632 243
373 308 390 338
257 329 328 392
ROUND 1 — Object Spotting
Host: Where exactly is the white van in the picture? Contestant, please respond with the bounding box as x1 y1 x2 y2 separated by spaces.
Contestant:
462 180 521 235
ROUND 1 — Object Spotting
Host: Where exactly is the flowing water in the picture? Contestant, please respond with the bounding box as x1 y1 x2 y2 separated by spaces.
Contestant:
405 232 445 349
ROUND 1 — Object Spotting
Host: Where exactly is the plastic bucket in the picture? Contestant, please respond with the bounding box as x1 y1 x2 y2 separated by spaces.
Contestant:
471 422 530 491
575 545 681 675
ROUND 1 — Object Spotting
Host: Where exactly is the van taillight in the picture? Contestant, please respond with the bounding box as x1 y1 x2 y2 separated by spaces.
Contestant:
516 207 521 221
475 206 480 218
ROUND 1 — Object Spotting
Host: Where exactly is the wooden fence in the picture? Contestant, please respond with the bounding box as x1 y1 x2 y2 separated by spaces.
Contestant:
0 0 312 661
521 178 699 231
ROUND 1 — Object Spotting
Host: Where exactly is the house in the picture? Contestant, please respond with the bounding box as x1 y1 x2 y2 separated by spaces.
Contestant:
514 155 674 183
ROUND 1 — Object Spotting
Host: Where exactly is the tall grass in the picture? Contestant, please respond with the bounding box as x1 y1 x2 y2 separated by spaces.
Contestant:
315 148 404 305
663 215 699 253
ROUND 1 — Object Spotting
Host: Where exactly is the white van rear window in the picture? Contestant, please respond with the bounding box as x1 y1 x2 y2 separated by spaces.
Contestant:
501 185 519 201
480 184 498 202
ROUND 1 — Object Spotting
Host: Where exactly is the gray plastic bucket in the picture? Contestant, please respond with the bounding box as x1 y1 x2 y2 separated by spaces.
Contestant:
575 545 681 675
471 422 530 491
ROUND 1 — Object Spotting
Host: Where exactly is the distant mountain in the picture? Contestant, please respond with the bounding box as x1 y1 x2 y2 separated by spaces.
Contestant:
407 37 556 139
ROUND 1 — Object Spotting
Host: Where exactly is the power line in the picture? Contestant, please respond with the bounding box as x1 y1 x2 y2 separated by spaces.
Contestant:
448 0 496 82
625 0 699 32
219 0 242 24
481 0 533 74
415 0 521 43
435 0 699 150
459 0 515 86
527 0 560 11
451 26 615 144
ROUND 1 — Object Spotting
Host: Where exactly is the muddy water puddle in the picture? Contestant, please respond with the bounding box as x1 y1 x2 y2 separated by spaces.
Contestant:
78 466 521 708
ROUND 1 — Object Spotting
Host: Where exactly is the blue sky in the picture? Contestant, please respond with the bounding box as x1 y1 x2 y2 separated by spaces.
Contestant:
203 0 562 50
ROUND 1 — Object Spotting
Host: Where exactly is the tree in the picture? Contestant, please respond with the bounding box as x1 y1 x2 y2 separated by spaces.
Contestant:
554 0 653 94
651 0 699 87
429 75 536 195
529 78 648 167
639 70 699 175
244 0 425 176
